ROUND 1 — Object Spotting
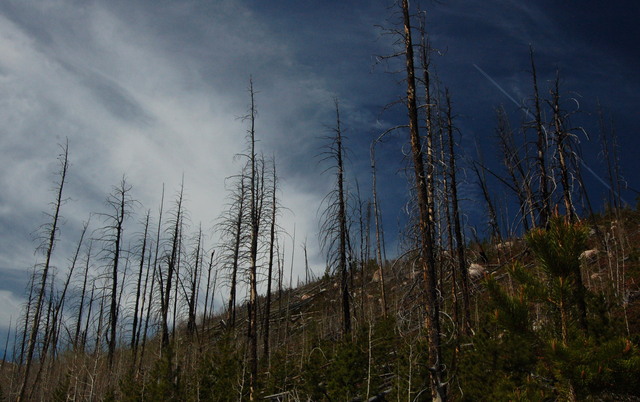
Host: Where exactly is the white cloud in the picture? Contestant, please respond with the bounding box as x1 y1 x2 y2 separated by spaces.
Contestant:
0 0 350 322
0 290 22 332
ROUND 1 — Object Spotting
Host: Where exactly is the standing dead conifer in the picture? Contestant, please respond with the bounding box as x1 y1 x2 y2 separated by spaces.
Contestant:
74 238 93 351
186 225 203 336
444 90 472 335
140 186 165 366
19 141 69 402
370 142 387 318
549 71 576 221
242 77 262 401
97 176 135 368
202 250 216 329
319 99 352 336
530 47 552 227
161 180 184 350
263 158 279 365
131 210 150 356
399 1 446 399
219 171 247 329
495 106 538 231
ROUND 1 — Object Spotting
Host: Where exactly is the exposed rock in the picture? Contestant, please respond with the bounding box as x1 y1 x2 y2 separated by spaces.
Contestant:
580 249 599 261
468 263 486 280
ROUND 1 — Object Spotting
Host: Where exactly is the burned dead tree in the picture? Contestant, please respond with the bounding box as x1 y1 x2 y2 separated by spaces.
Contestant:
400 1 445 399
319 99 352 336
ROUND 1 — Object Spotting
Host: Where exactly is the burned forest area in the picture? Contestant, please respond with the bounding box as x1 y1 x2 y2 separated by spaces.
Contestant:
1 2 639 401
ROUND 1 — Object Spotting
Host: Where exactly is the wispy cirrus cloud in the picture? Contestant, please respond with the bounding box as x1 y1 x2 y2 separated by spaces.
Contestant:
0 0 372 338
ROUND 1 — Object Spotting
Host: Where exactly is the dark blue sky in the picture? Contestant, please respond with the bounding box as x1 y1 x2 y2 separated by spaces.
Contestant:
0 0 638 354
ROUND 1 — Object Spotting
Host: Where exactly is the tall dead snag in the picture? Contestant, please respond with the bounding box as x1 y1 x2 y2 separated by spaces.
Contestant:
171 209 184 344
495 106 537 231
99 176 135 368
530 47 552 227
186 225 203 336
320 99 351 336
74 239 93 351
263 159 278 365
597 103 623 215
472 144 501 241
436 104 459 332
400 2 446 400
131 210 150 357
336 103 350 336
549 72 576 221
161 181 184 350
370 142 387 318
202 250 216 329
1 317 11 372
19 141 69 402
140 186 165 366
18 273 36 366
220 173 246 328
244 78 261 401
418 12 437 245
48 219 89 360
444 91 472 335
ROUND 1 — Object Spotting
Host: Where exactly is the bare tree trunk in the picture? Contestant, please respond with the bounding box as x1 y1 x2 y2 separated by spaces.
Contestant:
400 2 445 399
472 145 501 241
19 141 69 402
141 186 164 364
136 233 153 360
247 78 260 401
106 176 133 368
161 181 183 350
436 99 459 331
202 250 216 329
419 14 437 251
1 317 11 372
18 273 36 366
227 177 246 328
530 47 552 227
43 219 89 367
171 220 183 344
187 226 203 335
263 160 278 365
445 91 472 335
74 239 93 351
550 72 576 221
333 100 351 336
131 210 150 357
370 143 387 318
495 106 536 231
82 281 96 353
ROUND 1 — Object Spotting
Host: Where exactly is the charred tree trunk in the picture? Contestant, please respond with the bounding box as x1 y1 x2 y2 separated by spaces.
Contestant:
202 250 215 329
495 107 536 231
247 78 260 401
550 72 576 222
187 226 203 335
263 160 278 364
131 211 150 356
445 91 472 335
370 143 387 318
106 177 133 368
530 47 552 227
74 239 93 351
141 186 164 363
335 101 351 335
19 142 69 402
227 177 246 328
400 2 445 399
162 181 183 350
